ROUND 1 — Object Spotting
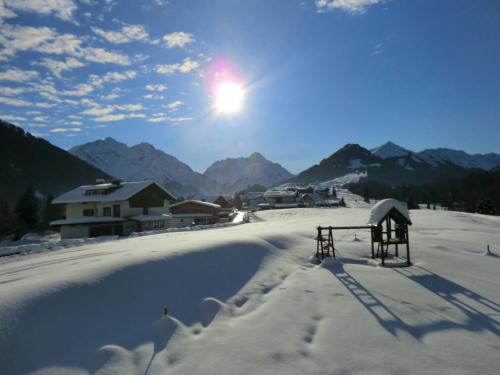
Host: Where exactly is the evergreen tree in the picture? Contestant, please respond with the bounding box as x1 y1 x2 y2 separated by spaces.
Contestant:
15 188 39 229
339 197 346 207
42 194 59 225
0 199 16 237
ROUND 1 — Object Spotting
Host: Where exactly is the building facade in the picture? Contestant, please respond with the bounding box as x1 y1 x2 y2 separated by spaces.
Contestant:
51 181 176 239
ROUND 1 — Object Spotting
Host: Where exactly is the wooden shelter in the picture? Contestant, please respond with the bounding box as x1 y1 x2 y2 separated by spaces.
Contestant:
368 199 412 266
315 199 412 267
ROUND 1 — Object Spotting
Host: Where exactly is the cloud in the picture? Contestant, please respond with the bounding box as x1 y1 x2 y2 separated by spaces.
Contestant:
37 57 85 78
3 0 77 22
0 68 39 82
118 103 143 111
145 84 167 91
156 58 200 74
92 25 149 44
89 70 136 86
143 94 164 100
163 32 195 48
152 0 168 6
0 86 25 95
315 0 382 13
166 100 182 111
0 95 31 106
61 83 94 96
81 106 114 116
0 24 130 65
93 113 146 122
0 114 27 122
50 127 81 133
147 115 192 123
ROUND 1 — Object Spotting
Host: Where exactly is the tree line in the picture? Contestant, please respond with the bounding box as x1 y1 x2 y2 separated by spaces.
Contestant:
0 188 60 240
348 166 500 214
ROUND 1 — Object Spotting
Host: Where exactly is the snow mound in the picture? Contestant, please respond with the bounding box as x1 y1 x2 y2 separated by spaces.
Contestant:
153 315 184 352
89 345 133 374
200 297 225 327
368 198 411 226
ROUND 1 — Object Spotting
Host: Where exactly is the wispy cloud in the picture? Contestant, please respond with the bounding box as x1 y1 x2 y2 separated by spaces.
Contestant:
0 68 39 82
89 70 137 86
0 86 25 95
166 100 183 111
93 113 146 122
37 57 85 78
2 0 78 22
163 31 194 48
61 83 94 96
91 25 149 44
156 57 200 74
50 127 81 133
145 84 167 91
315 0 381 13
0 24 130 65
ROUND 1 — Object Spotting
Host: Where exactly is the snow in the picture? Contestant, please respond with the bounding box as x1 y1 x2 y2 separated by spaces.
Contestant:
1 208 499 375
317 171 367 187
417 148 500 170
52 181 175 204
169 200 220 209
368 198 411 225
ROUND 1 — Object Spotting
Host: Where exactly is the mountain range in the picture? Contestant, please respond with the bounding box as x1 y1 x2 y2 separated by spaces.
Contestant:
371 141 500 170
69 137 293 197
2 119 500 202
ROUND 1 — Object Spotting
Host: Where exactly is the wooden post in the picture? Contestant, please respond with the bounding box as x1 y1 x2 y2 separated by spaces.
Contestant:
406 226 411 266
371 227 375 259
316 226 321 259
381 241 385 266
329 227 335 257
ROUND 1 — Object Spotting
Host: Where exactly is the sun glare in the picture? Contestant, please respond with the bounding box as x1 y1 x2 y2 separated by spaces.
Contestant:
215 82 244 113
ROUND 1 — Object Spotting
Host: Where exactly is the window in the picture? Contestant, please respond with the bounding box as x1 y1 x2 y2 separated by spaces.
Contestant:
143 207 149 215
103 207 112 216
113 204 121 217
83 209 95 216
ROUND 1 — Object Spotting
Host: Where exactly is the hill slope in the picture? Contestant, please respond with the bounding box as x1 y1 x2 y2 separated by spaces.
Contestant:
0 120 111 204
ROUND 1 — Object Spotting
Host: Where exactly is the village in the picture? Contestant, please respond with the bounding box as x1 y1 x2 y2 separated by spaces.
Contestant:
47 179 346 240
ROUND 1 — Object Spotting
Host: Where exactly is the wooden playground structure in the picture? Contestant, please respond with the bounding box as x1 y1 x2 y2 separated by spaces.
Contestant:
316 199 412 266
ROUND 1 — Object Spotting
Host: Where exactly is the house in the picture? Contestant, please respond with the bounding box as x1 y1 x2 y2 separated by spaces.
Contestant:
169 200 221 227
261 190 300 209
240 192 265 210
50 180 176 239
213 196 235 222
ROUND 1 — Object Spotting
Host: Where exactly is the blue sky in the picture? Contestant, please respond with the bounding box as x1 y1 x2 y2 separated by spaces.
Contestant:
0 0 499 174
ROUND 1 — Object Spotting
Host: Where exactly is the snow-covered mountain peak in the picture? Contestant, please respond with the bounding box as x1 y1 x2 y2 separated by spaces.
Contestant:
204 153 294 194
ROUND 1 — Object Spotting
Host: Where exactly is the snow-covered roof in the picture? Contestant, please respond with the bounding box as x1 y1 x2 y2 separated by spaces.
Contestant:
367 198 412 226
129 214 171 222
50 217 126 226
52 181 175 204
263 190 297 198
170 200 221 209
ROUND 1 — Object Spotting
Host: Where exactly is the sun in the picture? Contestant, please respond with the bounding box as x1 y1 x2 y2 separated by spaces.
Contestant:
215 82 245 113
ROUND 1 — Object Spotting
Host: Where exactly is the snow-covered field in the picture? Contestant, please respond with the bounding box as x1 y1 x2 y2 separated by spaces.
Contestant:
1 208 499 375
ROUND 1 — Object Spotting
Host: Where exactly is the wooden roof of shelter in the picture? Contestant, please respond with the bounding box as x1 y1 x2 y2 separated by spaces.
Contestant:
367 198 412 226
